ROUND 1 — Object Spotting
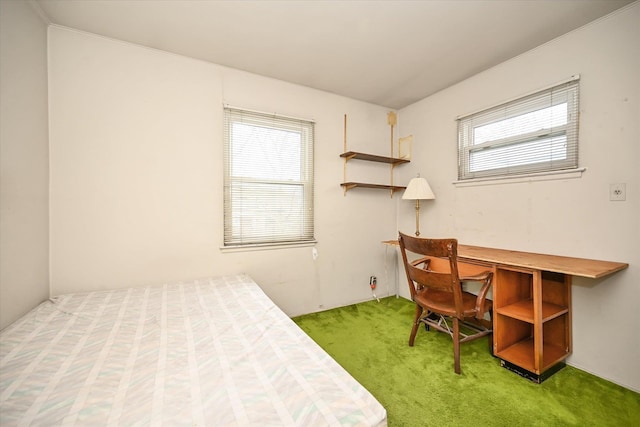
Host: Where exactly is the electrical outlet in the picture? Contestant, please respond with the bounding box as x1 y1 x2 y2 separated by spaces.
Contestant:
609 183 626 201
369 276 377 289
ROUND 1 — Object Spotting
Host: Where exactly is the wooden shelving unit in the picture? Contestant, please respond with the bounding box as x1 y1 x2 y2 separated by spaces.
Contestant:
340 114 409 196
493 267 572 382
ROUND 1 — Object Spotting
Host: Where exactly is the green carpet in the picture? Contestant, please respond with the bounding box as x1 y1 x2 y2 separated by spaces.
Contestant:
293 297 640 427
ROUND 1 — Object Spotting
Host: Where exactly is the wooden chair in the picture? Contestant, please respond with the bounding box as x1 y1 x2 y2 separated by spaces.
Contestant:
398 232 494 374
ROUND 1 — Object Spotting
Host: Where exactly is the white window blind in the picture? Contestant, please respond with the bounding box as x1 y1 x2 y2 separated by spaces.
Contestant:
223 107 314 247
457 77 580 181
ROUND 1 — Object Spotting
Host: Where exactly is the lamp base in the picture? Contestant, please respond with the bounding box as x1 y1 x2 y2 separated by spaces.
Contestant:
414 200 421 237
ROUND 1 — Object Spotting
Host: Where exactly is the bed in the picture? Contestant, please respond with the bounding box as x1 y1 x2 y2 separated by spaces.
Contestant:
0 274 387 426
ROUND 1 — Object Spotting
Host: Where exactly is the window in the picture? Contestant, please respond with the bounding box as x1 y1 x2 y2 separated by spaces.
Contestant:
223 107 314 247
457 77 580 181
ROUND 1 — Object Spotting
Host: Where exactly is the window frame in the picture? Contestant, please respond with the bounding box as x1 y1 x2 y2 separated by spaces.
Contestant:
222 107 315 249
457 77 580 181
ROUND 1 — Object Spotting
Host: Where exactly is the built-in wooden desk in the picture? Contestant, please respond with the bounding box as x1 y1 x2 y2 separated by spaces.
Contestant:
457 245 628 279
384 239 629 382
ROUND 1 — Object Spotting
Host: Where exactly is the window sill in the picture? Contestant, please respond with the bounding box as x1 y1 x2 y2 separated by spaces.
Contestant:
220 240 317 253
453 168 586 187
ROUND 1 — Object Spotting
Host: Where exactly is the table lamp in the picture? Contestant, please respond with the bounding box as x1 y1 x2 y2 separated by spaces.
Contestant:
402 174 435 236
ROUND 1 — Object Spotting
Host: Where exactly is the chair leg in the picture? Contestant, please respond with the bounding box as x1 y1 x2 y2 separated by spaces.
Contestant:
453 317 461 374
409 305 423 346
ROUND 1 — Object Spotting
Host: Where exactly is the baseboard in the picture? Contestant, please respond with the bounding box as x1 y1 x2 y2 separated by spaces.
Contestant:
567 361 640 393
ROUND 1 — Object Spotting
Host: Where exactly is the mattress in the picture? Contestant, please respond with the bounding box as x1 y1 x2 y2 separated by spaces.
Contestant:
0 274 387 426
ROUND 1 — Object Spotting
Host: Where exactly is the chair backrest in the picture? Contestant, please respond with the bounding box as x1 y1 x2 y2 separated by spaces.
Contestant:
398 232 465 317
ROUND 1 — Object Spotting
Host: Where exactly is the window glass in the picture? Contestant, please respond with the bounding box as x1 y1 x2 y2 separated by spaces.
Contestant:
223 107 314 247
457 78 579 180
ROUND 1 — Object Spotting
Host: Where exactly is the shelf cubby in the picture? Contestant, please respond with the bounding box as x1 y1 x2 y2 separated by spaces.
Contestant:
493 266 571 381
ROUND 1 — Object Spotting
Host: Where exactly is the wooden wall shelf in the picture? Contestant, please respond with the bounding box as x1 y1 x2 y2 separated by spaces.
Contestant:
340 114 410 196
340 182 406 193
340 151 410 166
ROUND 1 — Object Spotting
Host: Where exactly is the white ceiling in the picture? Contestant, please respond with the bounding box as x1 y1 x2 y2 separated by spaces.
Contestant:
35 0 634 109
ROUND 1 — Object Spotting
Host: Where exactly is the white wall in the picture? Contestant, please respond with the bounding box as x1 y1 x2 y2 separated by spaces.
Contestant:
0 0 50 330
398 3 640 391
48 26 400 317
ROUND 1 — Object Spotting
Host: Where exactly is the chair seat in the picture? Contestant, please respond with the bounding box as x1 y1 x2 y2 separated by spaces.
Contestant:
414 289 492 319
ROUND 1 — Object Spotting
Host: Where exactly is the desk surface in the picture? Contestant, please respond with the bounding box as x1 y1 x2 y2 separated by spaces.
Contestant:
382 239 628 279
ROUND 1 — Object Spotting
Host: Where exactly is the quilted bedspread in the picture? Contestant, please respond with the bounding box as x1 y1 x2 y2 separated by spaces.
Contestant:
0 274 386 426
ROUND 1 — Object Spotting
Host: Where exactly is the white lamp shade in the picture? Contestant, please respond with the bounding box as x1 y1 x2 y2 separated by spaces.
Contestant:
402 177 435 200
